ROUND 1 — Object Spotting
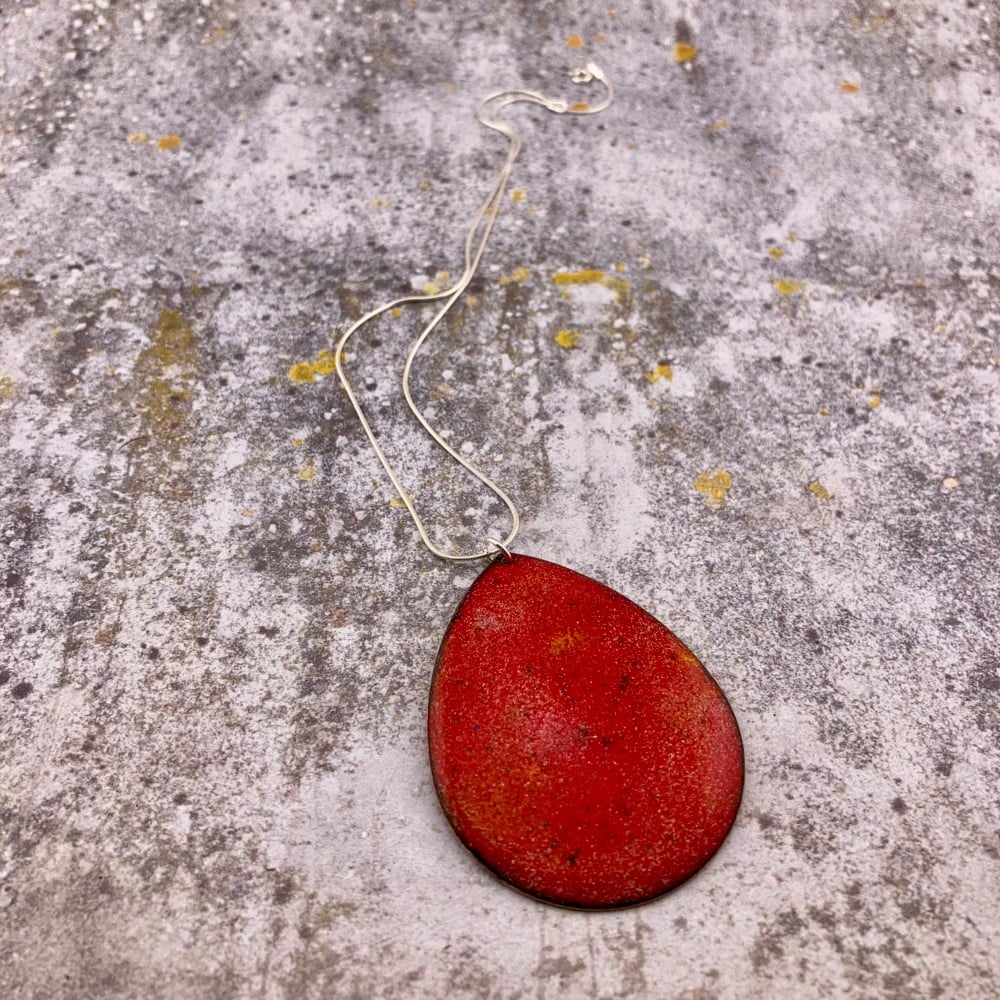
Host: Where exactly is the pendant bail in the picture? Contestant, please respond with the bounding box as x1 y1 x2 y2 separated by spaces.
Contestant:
485 537 513 562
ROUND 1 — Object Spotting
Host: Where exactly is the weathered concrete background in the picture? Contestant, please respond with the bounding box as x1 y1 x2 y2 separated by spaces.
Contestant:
1 1 998 997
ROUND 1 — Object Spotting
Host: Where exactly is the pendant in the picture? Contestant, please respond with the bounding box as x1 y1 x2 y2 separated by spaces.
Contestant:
428 554 744 909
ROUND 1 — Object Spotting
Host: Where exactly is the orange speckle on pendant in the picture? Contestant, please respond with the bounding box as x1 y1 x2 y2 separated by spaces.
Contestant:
569 101 591 112
126 131 150 144
840 81 860 93
566 34 585 49
429 555 743 909
156 134 182 150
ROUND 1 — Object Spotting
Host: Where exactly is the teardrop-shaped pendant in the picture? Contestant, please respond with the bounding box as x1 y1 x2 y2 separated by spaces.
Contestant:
428 554 744 909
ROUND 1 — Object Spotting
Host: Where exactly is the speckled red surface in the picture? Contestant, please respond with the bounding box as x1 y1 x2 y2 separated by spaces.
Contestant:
428 555 744 909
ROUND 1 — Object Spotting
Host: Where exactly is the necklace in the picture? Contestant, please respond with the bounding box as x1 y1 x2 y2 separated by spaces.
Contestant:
332 64 743 909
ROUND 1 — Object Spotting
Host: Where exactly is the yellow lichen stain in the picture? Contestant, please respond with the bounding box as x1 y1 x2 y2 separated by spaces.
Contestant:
552 268 631 304
603 276 631 303
569 101 591 112
840 81 860 94
694 470 732 510
144 377 192 439
773 279 806 296
298 463 316 483
553 269 605 286
867 393 882 409
313 349 337 375
0 374 14 402
550 631 582 655
511 188 526 203
423 270 451 295
592 32 607 43
707 119 729 132
674 42 698 63
555 329 582 349
851 14 887 30
614 262 626 272
129 309 200 496
369 196 391 210
646 363 674 383
289 346 340 382
499 266 531 286
820 406 830 416
147 309 196 370
292 437 304 447
766 247 785 259
389 492 414 509
157 134 182 150
567 34 585 49
808 480 832 500
127 131 150 144
942 477 959 491
94 624 120 647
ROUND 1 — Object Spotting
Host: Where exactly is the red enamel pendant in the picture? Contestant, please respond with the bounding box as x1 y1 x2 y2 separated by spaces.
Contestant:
428 554 744 909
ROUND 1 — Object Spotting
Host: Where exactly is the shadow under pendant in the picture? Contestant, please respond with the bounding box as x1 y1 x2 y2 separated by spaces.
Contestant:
428 554 744 909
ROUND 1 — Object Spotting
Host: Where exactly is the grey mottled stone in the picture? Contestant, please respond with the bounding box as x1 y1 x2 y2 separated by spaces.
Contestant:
1 1 998 998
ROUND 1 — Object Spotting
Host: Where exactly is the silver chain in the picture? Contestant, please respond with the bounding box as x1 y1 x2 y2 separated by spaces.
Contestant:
334 64 614 562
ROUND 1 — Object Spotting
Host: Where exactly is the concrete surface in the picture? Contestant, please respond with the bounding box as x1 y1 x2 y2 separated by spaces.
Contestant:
1 1 998 997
